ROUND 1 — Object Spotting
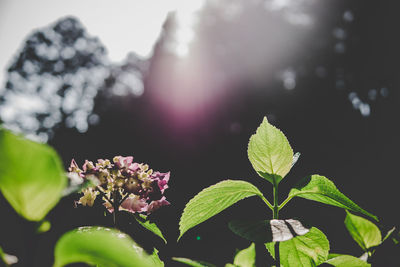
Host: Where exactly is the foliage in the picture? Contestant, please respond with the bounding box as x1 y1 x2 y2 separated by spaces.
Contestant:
0 129 66 221
53 226 154 267
0 117 398 266
178 117 381 266
179 180 264 240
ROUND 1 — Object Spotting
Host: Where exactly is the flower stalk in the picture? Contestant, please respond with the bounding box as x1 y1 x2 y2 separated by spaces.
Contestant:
273 180 280 266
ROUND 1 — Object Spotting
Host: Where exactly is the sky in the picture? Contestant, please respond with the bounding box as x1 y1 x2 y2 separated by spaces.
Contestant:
0 0 204 87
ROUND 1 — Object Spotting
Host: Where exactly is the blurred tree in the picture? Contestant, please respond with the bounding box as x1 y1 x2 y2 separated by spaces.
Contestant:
0 17 109 141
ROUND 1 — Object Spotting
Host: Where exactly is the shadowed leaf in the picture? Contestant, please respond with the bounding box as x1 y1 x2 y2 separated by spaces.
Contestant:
229 218 309 243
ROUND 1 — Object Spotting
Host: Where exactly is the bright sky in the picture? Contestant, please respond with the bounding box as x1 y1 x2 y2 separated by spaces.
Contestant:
0 0 204 87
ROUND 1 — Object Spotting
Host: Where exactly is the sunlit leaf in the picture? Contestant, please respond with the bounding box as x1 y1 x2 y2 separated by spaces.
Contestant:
266 227 330 267
53 226 153 267
172 257 216 267
287 175 378 221
179 180 263 240
233 243 256 267
134 214 167 243
0 129 67 221
325 254 371 267
229 219 309 243
247 117 293 184
344 211 381 251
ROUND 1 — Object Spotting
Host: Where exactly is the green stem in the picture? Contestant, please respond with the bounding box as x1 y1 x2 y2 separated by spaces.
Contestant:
278 195 293 210
260 195 274 210
273 181 280 266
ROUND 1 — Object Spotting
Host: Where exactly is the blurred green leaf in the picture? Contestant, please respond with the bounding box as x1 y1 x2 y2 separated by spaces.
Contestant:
179 180 263 240
172 257 216 267
247 117 293 184
344 211 381 251
233 243 256 267
325 254 370 267
134 214 167 243
53 226 153 267
36 219 51 234
287 175 377 221
266 227 330 267
0 129 66 221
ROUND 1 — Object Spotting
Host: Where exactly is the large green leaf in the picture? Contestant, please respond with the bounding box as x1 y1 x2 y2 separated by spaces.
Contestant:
0 129 66 221
287 175 378 221
344 211 381 251
266 227 330 267
172 257 216 267
134 214 167 243
233 243 256 267
325 255 370 267
247 117 293 184
179 180 263 239
53 226 153 267
229 219 309 243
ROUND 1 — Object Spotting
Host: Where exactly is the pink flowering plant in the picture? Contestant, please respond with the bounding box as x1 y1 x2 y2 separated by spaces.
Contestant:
1 122 399 267
68 156 170 225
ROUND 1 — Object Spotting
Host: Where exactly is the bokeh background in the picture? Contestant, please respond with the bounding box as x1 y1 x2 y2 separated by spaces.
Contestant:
0 0 399 266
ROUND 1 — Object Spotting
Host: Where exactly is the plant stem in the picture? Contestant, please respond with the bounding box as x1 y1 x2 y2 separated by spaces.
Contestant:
278 195 293 210
260 195 274 210
112 189 120 228
273 181 280 266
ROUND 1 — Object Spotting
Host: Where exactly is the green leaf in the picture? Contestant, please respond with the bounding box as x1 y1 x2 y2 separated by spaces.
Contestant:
179 180 263 240
266 227 330 267
325 255 371 267
247 117 293 184
0 129 67 221
229 219 309 243
233 243 256 267
134 214 167 243
287 175 378 221
172 257 216 267
344 211 382 251
382 227 396 243
36 219 51 234
150 248 164 267
53 226 154 267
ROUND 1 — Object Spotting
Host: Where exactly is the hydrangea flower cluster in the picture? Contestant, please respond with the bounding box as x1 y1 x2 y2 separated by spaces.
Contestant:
68 156 170 215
